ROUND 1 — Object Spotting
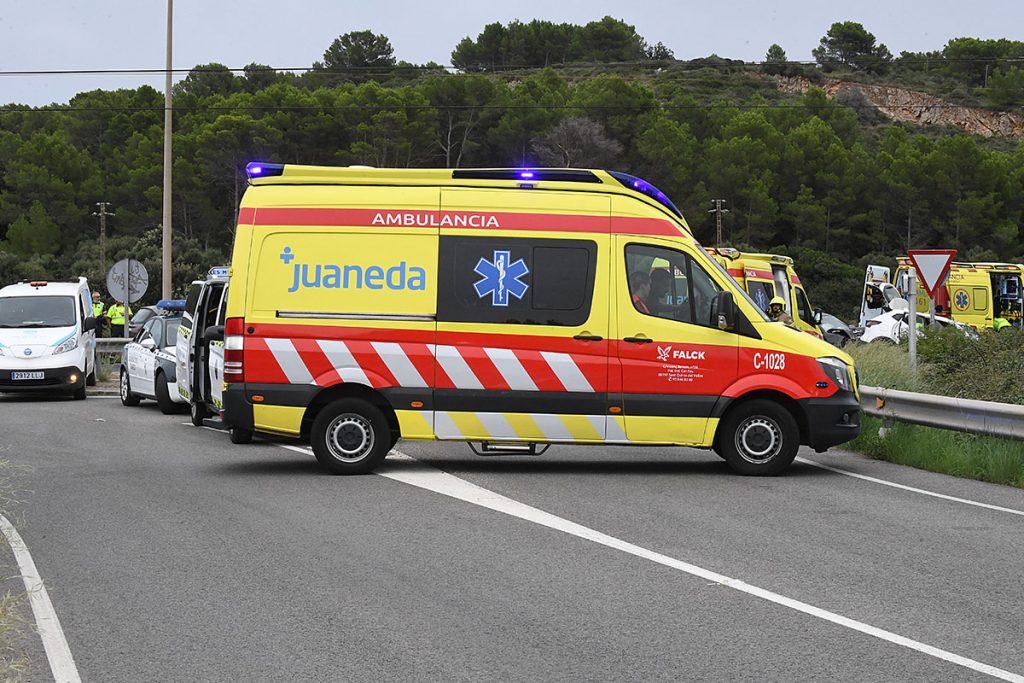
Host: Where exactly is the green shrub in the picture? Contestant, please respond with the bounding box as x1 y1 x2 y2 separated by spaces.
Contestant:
918 327 1024 403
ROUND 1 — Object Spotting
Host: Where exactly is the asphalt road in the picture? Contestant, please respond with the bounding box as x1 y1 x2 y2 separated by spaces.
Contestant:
0 393 1022 682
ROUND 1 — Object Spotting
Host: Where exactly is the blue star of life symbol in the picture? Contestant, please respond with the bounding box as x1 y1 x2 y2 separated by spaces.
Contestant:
955 290 969 310
754 288 768 311
280 247 294 265
473 250 529 306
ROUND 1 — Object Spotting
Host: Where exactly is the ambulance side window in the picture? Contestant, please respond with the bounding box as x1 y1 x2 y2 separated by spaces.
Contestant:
795 287 813 325
437 236 596 326
625 244 722 327
972 287 988 312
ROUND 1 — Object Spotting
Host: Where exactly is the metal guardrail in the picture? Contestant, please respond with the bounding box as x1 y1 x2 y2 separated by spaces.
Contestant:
860 385 1024 441
96 338 130 354
95 338 130 371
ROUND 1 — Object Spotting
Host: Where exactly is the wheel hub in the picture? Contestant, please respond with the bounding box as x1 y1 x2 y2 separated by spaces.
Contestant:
735 416 781 463
326 414 374 463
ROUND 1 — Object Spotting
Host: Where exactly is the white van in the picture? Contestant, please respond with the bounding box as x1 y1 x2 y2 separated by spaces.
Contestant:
0 278 98 400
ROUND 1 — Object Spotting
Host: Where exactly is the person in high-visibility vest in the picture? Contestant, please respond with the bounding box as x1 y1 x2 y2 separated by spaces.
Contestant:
106 302 132 335
91 291 110 337
994 317 1012 332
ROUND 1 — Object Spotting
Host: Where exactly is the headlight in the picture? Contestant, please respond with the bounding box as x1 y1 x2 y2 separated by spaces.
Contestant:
817 356 852 391
52 337 79 355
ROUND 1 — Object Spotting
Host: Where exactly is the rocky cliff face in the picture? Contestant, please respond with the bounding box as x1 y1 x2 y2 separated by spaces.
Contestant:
772 75 1024 139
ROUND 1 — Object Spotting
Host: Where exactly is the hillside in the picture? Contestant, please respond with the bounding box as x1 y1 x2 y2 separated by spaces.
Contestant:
773 75 1024 139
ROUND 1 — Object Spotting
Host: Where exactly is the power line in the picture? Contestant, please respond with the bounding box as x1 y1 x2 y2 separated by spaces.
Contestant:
1 102 1012 114
0 56 1020 77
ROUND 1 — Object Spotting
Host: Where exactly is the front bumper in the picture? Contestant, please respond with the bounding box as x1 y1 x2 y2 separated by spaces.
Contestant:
0 365 86 394
799 389 861 451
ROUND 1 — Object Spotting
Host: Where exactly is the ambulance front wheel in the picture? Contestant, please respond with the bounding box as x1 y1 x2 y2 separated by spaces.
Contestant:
311 399 390 475
717 399 799 476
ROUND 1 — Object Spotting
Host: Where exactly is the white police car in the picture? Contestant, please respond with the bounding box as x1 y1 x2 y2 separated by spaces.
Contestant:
0 278 97 400
120 300 188 414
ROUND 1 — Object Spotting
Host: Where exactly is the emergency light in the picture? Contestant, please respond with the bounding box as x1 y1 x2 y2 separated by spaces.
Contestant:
246 162 285 179
609 171 682 218
156 299 186 311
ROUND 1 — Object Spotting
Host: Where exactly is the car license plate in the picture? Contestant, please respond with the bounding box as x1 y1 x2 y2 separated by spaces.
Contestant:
11 372 44 380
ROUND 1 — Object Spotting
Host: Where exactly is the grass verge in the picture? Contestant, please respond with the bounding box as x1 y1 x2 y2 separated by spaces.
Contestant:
849 417 1024 489
845 334 1024 489
0 456 31 680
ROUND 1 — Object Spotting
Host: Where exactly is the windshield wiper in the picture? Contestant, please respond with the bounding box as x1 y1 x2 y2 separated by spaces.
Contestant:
3 322 61 328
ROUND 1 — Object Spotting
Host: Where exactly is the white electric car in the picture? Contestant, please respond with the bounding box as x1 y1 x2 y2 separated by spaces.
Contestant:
0 278 98 399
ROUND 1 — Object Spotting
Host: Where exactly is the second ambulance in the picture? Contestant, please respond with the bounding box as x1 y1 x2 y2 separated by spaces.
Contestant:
219 164 860 475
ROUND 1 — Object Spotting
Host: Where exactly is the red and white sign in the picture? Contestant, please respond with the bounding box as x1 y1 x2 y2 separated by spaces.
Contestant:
908 249 957 299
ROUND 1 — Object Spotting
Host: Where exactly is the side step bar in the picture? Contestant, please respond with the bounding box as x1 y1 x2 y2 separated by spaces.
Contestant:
469 441 550 457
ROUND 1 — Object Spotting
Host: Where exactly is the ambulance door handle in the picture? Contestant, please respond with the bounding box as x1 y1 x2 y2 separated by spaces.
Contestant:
623 336 653 344
573 334 603 342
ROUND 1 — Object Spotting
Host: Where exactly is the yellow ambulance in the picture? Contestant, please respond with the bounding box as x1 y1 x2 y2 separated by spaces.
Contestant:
893 258 1023 330
706 249 822 337
218 164 859 475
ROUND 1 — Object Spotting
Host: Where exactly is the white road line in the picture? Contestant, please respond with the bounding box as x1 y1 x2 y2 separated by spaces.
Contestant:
264 439 1023 679
0 515 81 683
796 457 1024 518
373 451 1023 682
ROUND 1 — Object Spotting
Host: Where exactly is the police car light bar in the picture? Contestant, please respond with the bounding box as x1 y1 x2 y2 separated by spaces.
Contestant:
156 299 187 311
246 162 285 179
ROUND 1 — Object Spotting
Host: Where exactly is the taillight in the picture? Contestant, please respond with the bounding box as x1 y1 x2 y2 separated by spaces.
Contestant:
224 317 245 383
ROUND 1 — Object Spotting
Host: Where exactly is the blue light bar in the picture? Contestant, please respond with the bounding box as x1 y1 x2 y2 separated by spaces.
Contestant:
208 266 229 279
609 171 683 218
156 299 186 311
246 162 285 179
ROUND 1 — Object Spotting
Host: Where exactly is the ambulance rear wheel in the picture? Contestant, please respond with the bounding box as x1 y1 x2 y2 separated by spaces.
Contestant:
311 399 389 475
718 400 799 476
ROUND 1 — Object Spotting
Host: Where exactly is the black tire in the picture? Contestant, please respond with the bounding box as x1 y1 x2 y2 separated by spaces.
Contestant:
717 399 799 476
155 373 179 415
190 400 209 427
311 399 390 475
86 361 97 387
120 368 140 406
229 427 253 444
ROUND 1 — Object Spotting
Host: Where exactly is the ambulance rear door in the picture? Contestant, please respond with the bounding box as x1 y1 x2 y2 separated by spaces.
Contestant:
175 281 203 402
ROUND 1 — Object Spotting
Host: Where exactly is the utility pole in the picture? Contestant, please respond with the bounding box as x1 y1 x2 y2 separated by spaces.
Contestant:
161 0 174 298
709 199 729 247
91 202 115 277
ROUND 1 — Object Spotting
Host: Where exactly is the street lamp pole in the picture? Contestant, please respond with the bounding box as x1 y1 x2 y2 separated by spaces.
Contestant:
161 0 173 298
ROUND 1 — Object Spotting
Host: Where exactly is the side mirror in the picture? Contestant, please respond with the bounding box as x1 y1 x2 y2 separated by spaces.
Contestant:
205 324 225 342
713 291 736 331
813 308 823 326
82 316 97 332
140 337 156 350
